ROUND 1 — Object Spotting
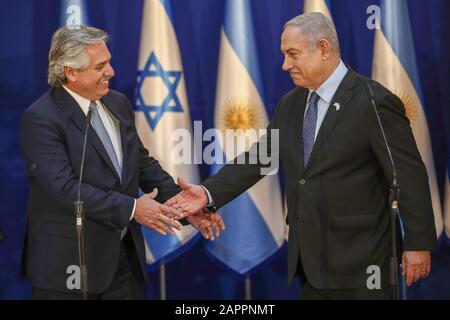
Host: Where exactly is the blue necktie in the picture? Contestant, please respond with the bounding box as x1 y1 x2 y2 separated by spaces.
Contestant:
89 101 122 180
89 101 127 239
303 91 319 167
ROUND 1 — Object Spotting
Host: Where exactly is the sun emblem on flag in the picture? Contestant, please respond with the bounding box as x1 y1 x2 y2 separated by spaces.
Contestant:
218 97 263 132
217 97 264 152
393 91 417 125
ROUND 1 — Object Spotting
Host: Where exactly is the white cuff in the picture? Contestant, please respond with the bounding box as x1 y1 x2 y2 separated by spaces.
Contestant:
201 185 214 205
130 199 136 221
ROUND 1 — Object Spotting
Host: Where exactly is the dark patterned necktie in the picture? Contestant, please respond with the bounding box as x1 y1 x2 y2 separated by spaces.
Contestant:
303 91 319 167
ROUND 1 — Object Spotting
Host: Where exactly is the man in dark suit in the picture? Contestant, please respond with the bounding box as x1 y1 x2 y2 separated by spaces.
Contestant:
20 25 222 299
167 13 437 299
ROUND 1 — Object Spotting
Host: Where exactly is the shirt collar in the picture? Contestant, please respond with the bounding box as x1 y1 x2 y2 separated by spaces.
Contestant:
309 59 348 104
62 85 100 115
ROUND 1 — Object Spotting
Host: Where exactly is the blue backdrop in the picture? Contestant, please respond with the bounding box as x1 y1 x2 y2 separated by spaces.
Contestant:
0 0 449 299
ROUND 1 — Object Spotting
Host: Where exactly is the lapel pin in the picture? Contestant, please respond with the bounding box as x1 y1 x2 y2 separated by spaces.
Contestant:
333 102 340 111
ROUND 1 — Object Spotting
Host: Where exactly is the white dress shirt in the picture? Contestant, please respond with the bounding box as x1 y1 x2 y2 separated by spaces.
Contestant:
63 85 136 221
304 59 348 141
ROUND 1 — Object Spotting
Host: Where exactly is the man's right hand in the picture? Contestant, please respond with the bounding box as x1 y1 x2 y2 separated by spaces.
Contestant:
165 178 209 218
134 188 183 235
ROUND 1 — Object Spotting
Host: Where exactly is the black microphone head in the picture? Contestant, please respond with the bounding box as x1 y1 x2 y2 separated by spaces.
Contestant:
86 107 93 123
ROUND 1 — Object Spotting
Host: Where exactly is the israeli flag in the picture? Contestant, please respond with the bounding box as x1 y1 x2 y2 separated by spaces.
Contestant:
59 0 89 26
205 0 286 275
134 0 200 267
371 0 443 237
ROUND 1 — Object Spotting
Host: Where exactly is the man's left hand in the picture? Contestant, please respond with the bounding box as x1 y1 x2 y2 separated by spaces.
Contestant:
402 251 431 286
186 210 225 240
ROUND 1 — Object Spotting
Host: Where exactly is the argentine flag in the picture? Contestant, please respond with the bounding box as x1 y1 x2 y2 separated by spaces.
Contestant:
303 0 333 22
59 0 89 26
134 0 200 266
205 0 286 275
371 0 443 238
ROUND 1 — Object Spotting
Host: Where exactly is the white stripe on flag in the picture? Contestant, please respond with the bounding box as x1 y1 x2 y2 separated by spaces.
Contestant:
135 0 199 265
372 27 443 237
215 29 285 248
205 0 286 273
303 0 333 22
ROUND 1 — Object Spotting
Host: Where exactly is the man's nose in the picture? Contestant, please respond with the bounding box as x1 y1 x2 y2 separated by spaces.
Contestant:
105 63 115 78
282 57 291 72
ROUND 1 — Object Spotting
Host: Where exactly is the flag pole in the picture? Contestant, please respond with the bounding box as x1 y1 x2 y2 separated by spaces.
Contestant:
401 274 407 300
159 260 166 300
245 275 252 300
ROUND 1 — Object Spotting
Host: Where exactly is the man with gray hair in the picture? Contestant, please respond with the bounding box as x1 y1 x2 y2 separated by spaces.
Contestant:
19 25 223 299
166 12 436 299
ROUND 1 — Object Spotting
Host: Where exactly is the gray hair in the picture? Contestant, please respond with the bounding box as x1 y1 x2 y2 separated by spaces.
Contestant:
48 25 109 87
284 12 340 54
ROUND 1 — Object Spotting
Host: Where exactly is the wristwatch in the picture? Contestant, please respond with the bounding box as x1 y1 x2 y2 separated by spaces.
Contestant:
204 202 217 213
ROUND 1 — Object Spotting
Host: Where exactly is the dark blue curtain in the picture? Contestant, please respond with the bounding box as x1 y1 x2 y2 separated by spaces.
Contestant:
0 0 449 299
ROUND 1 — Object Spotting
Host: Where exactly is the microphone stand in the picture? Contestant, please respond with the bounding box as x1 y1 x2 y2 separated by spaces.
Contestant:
389 178 400 300
366 83 400 300
75 108 92 300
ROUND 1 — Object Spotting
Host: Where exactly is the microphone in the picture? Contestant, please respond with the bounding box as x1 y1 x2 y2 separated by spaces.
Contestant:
74 106 92 300
77 107 93 202
365 83 398 186
366 82 400 300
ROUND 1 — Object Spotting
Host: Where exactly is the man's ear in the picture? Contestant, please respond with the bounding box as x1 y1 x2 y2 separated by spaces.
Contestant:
318 39 332 60
64 66 76 83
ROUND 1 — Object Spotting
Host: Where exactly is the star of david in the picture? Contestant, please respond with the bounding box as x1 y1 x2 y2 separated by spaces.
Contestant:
135 52 184 130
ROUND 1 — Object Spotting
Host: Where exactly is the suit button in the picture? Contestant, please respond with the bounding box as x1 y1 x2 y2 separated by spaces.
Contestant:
299 179 306 185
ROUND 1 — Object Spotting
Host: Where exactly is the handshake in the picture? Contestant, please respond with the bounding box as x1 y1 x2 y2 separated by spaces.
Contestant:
134 178 225 240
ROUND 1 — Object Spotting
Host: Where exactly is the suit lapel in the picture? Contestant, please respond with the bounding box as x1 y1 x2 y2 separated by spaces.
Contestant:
292 88 309 176
303 69 358 174
53 87 122 182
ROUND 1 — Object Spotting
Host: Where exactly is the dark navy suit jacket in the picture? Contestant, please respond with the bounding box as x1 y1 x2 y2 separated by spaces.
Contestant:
20 86 180 293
